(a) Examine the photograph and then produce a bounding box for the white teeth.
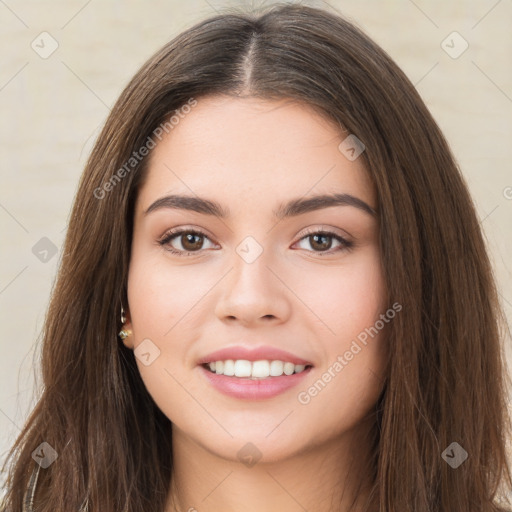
[204,359,309,378]
[223,359,235,376]
[269,360,283,376]
[283,362,295,375]
[234,360,252,377]
[251,360,270,378]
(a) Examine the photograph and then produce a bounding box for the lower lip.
[199,365,313,400]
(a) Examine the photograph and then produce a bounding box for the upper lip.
[197,346,313,366]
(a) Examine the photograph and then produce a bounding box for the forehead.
[136,95,375,212]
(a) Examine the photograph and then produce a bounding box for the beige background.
[1,0,511,484]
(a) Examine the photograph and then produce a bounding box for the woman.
[2,3,511,511]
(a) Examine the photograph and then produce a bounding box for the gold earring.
[118,328,132,340]
[119,305,132,340]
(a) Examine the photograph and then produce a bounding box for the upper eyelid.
[159,226,351,249]
[300,225,352,240]
[159,226,217,244]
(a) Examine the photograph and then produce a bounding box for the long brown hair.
[2,3,511,511]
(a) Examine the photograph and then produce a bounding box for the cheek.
[293,248,388,414]
[292,247,386,343]
[126,253,208,429]
[127,249,210,339]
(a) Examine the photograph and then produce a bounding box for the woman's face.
[125,95,388,462]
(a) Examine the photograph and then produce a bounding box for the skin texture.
[123,96,388,512]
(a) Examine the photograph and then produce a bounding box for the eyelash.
[157,227,354,257]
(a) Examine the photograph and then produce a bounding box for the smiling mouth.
[202,359,313,379]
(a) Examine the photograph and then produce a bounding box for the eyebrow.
[144,193,377,219]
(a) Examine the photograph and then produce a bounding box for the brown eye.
[308,233,333,251]
[159,229,216,255]
[180,232,204,251]
[294,230,353,254]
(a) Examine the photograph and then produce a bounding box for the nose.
[214,244,292,327]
